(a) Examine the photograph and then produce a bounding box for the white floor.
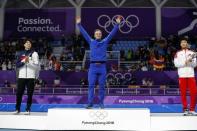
[151,113,197,130]
[0,112,47,130]
[0,109,197,131]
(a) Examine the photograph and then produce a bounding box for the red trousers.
[179,77,197,111]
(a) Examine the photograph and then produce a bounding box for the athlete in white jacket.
[14,39,40,115]
[174,38,197,116]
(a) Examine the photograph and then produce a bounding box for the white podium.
[47,108,150,130]
[0,113,46,130]
[1,109,197,130]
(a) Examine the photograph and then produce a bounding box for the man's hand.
[25,56,29,63]
[185,59,192,65]
[115,15,122,24]
[76,16,81,24]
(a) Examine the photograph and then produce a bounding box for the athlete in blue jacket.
[76,16,121,109]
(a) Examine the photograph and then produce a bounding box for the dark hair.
[94,29,102,33]
[180,37,189,43]
[25,39,33,44]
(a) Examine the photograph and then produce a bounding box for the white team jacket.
[174,49,197,78]
[18,51,40,79]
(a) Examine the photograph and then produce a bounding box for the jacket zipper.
[185,49,187,64]
[26,64,27,78]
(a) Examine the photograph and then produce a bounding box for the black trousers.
[15,78,35,111]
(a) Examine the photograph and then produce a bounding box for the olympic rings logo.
[89,111,108,120]
[107,72,132,80]
[97,14,139,34]
[106,73,114,79]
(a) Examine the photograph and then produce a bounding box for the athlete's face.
[24,40,32,50]
[180,40,188,49]
[94,30,102,40]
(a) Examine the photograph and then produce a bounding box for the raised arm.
[104,16,121,44]
[76,16,92,44]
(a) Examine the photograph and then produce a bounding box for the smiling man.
[76,16,121,109]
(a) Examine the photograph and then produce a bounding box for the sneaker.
[183,109,189,116]
[24,110,30,115]
[13,110,20,115]
[188,111,197,116]
[86,104,93,109]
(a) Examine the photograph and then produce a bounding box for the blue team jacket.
[77,23,119,62]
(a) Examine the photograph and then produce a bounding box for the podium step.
[0,109,197,130]
[47,108,150,130]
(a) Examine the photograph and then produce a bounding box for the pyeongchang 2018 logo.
[81,110,114,126]
[97,14,139,34]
